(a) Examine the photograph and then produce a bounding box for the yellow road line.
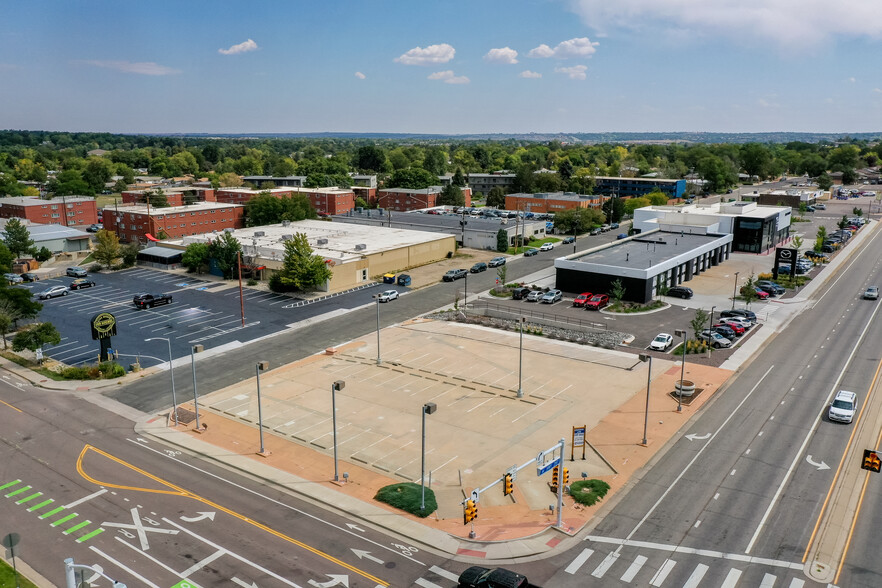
[0,398,22,413]
[76,444,389,586]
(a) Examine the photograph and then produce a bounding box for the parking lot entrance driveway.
[25,267,387,369]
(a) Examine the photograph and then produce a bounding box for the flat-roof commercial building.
[334,208,546,250]
[633,201,791,254]
[555,229,734,303]
[160,220,455,292]
[101,201,245,244]
[505,192,600,213]
[0,219,91,253]
[0,196,99,227]
[376,186,472,212]
[122,187,216,207]
[216,186,356,216]
[594,176,687,199]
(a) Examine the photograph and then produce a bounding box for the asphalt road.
[0,376,473,588]
[531,219,882,586]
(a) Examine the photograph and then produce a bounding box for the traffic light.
[503,474,513,496]
[551,465,559,491]
[463,499,477,524]
[862,449,881,472]
[562,468,570,486]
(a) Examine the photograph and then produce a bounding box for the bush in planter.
[568,479,611,506]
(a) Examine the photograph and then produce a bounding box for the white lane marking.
[178,548,226,578]
[63,488,107,508]
[746,296,882,554]
[721,568,743,588]
[683,563,708,588]
[586,535,803,569]
[428,566,459,582]
[591,551,618,578]
[414,579,442,588]
[759,572,777,587]
[128,438,425,565]
[713,493,720,500]
[650,559,676,587]
[90,545,161,588]
[565,548,593,574]
[694,520,701,528]
[788,578,805,587]
[620,555,646,582]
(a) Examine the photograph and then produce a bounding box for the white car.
[376,290,399,302]
[649,333,674,351]
[723,316,752,330]
[828,390,857,424]
[539,242,554,251]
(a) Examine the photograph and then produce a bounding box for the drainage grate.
[668,387,704,406]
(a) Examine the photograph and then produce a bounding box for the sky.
[2,0,881,135]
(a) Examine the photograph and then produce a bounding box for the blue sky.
[2,0,881,134]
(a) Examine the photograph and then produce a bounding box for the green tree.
[646,190,670,206]
[387,168,436,189]
[112,178,129,193]
[816,173,832,191]
[121,242,139,267]
[145,188,169,208]
[354,145,388,172]
[438,184,464,207]
[624,197,651,216]
[838,215,850,230]
[12,322,61,353]
[93,229,122,267]
[740,144,772,179]
[245,193,317,227]
[690,308,710,340]
[452,168,466,187]
[610,278,626,304]
[422,147,446,176]
[208,231,242,279]
[553,208,605,233]
[34,246,52,262]
[602,197,626,223]
[0,242,14,274]
[3,218,35,258]
[182,242,211,274]
[792,234,803,250]
[496,228,508,252]
[0,287,42,322]
[217,172,244,187]
[82,157,115,192]
[0,299,22,349]
[841,168,857,185]
[486,186,506,208]
[740,274,760,307]
[275,233,333,291]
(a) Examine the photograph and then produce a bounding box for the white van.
[829,390,857,424]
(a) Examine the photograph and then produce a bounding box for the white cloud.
[218,39,258,55]
[528,37,598,59]
[395,43,455,66]
[80,60,181,75]
[565,0,882,49]
[848,77,856,83]
[873,88,882,94]
[428,70,470,84]
[354,71,366,79]
[519,70,542,78]
[554,65,588,80]
[484,47,519,64]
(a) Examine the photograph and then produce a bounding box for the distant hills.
[163,131,882,144]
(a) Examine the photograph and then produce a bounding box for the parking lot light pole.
[706,305,716,358]
[145,337,177,426]
[421,402,437,511]
[732,272,740,310]
[332,380,345,482]
[675,329,687,413]
[190,344,205,431]
[463,271,468,316]
[638,354,652,446]
[372,295,381,365]
[256,361,269,456]
[518,317,525,398]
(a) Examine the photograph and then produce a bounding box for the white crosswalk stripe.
[683,563,708,588]
[759,572,777,587]
[788,578,805,587]
[721,567,743,587]
[650,559,676,586]
[591,551,619,578]
[620,555,647,582]
[428,566,459,582]
[565,547,593,574]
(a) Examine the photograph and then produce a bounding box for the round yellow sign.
[92,312,116,335]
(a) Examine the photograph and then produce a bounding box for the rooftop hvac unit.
[281,220,290,227]
[254,231,265,237]
[224,228,234,233]
[316,238,328,245]
[281,234,293,241]
[354,243,367,251]
[356,207,363,213]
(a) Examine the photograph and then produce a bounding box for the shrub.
[269,273,295,293]
[60,361,125,380]
[374,482,437,518]
[568,479,611,506]
[247,278,258,286]
[34,247,52,262]
[89,263,103,272]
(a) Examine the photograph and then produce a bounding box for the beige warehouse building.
[160,219,456,292]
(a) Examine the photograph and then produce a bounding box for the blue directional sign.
[537,456,561,477]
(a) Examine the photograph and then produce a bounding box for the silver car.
[38,285,69,299]
[864,286,879,300]
[540,289,562,304]
[526,290,544,302]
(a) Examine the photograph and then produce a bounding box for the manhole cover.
[170,407,198,425]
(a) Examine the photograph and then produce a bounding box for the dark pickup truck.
[133,293,173,309]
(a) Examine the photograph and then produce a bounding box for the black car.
[511,287,531,300]
[442,269,467,281]
[19,272,39,282]
[69,278,96,290]
[458,566,528,588]
[133,293,173,309]
[561,236,575,244]
[755,280,784,296]
[720,308,757,323]
[470,262,487,273]
[667,286,693,299]
[712,324,738,339]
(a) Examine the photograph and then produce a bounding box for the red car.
[584,294,609,310]
[573,292,592,307]
[717,319,745,335]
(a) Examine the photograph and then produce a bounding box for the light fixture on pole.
[421,402,437,511]
[731,272,740,310]
[372,294,381,365]
[190,344,205,431]
[463,270,468,316]
[674,329,687,413]
[332,380,345,481]
[145,337,177,426]
[517,317,525,398]
[706,305,716,358]
[256,361,270,456]
[638,354,652,446]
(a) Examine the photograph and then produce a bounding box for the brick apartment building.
[377,186,472,212]
[0,196,99,227]
[241,175,307,188]
[122,187,216,207]
[351,175,378,204]
[505,192,600,213]
[101,202,245,244]
[215,186,356,216]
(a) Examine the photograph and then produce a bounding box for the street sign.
[470,489,480,503]
[537,456,561,477]
[1,532,19,549]
[506,465,518,482]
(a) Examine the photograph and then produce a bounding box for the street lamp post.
[421,402,438,511]
[706,305,716,358]
[145,337,177,426]
[190,344,205,431]
[517,317,525,398]
[675,329,687,412]
[256,361,269,456]
[638,354,652,445]
[731,272,740,310]
[372,294,381,365]
[332,380,345,481]
[463,270,468,316]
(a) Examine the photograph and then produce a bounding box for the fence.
[469,299,609,332]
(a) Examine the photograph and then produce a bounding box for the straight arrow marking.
[351,549,384,564]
